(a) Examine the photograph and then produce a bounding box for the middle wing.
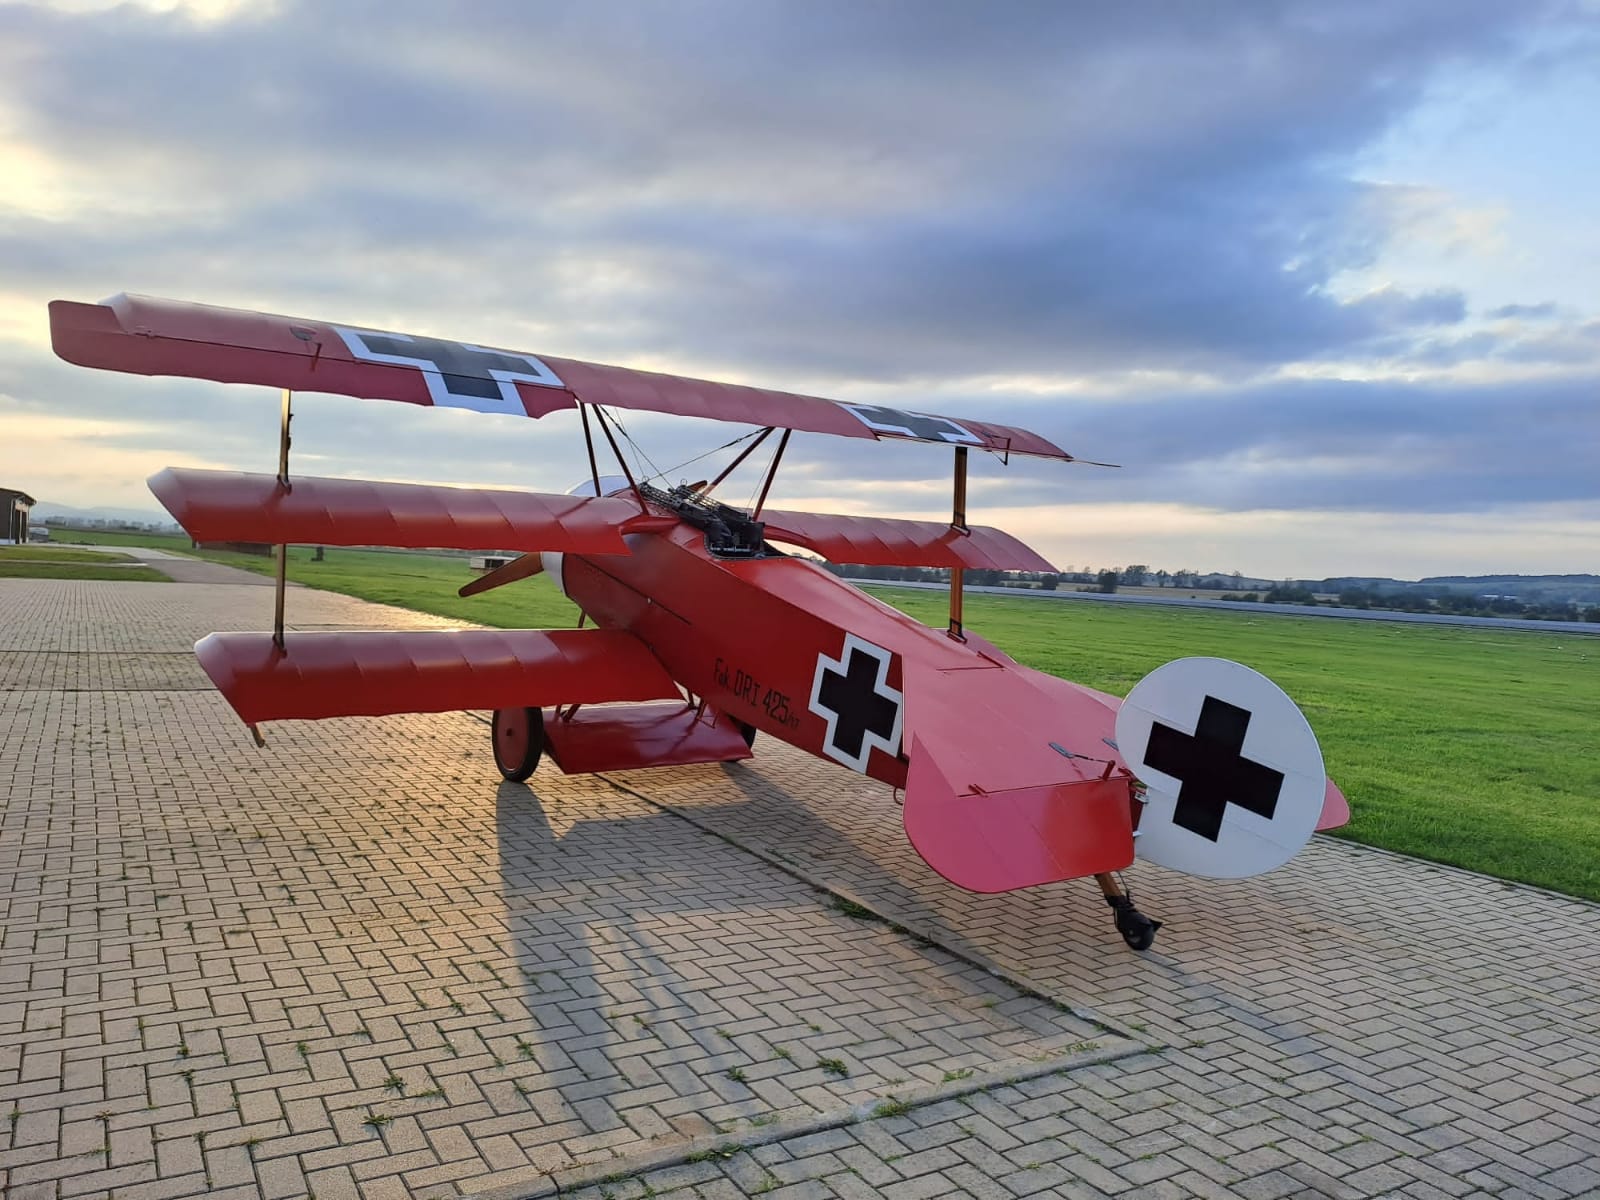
[150,467,674,552]
[760,509,1056,573]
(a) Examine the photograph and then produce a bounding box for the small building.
[1,488,35,544]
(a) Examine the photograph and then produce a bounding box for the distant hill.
[1419,574,1600,587]
[1312,574,1600,605]
[34,500,175,528]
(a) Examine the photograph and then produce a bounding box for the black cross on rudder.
[1143,695,1284,842]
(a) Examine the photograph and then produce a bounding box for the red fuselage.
[557,518,1125,793]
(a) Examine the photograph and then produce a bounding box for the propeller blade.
[459,553,544,597]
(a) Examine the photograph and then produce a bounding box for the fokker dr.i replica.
[51,294,1349,949]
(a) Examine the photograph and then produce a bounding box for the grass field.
[0,545,134,563]
[0,544,166,581]
[864,585,1600,902]
[41,531,1600,900]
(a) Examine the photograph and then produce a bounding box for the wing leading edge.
[150,467,674,553]
[761,509,1057,574]
[196,628,681,725]
[51,294,1076,461]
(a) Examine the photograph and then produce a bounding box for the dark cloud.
[0,0,1569,383]
[894,374,1600,515]
[1487,301,1560,320]
[4,0,1598,562]
[10,327,1596,527]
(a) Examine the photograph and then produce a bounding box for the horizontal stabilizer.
[899,659,1135,889]
[53,294,1080,461]
[196,628,679,724]
[761,509,1056,573]
[902,734,1134,892]
[151,467,671,553]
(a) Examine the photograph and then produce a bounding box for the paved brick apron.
[1,577,1596,1199]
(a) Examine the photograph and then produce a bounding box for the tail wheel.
[491,707,545,782]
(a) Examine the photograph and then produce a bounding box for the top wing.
[49,294,1076,462]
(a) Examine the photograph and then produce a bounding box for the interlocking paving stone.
[1,579,1127,1200]
[3,577,1599,1198]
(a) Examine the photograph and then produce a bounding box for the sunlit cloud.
[1,0,1596,578]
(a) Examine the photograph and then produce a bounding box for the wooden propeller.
[458,553,544,598]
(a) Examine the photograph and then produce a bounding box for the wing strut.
[578,402,603,498]
[272,387,292,651]
[753,428,791,519]
[948,445,968,642]
[592,406,649,514]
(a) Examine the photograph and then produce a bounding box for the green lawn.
[38,530,1600,900]
[862,586,1600,901]
[52,528,193,550]
[0,560,169,581]
[54,532,580,625]
[0,545,134,563]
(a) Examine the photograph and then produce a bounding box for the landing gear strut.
[1095,873,1162,951]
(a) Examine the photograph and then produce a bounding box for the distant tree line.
[823,559,1599,623]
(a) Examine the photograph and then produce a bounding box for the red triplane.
[51,294,1349,949]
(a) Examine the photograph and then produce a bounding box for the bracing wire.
[604,408,667,484]
[650,429,764,485]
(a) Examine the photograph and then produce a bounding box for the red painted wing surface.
[1318,778,1350,830]
[196,628,679,725]
[760,510,1057,573]
[544,702,753,773]
[150,467,671,552]
[50,294,1076,460]
[900,659,1136,890]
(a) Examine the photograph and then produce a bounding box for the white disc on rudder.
[1114,657,1325,879]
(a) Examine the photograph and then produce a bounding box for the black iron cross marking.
[816,645,900,761]
[1143,696,1284,842]
[343,330,563,405]
[846,403,982,445]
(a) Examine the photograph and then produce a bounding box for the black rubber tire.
[491,707,545,782]
[732,719,758,749]
[1119,920,1157,952]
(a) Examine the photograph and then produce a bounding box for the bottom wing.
[196,628,680,725]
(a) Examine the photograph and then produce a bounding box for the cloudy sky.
[3,0,1597,579]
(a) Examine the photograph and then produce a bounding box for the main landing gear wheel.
[491,707,545,782]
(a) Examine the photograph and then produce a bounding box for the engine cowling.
[544,476,634,596]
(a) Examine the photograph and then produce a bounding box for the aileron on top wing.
[49,294,1077,461]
